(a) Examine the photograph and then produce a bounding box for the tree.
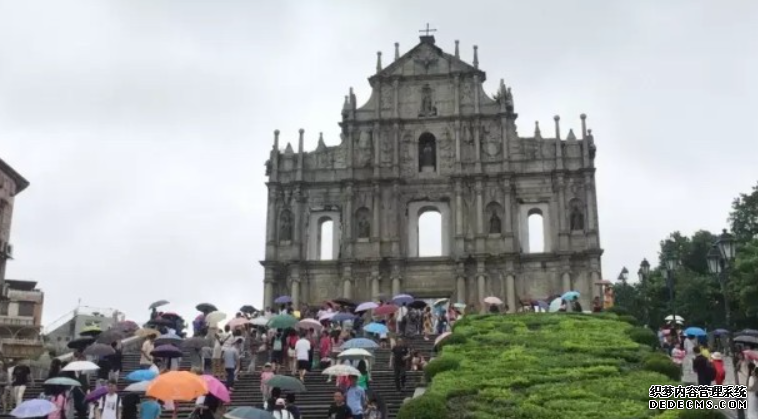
[729,182,758,245]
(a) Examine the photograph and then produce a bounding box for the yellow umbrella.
[135,328,160,338]
[146,371,207,402]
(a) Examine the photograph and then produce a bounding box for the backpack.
[272,338,283,351]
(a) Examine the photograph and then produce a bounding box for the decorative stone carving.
[381,86,393,110]
[482,122,501,157]
[569,200,585,231]
[380,129,392,166]
[357,211,371,239]
[355,130,373,167]
[264,159,272,176]
[461,81,473,104]
[413,46,439,73]
[419,84,437,117]
[279,209,293,241]
[437,128,454,173]
[489,211,502,234]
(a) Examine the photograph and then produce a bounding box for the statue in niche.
[419,84,437,117]
[418,133,437,171]
[279,210,293,241]
[264,159,272,176]
[570,202,585,231]
[356,130,372,167]
[357,213,371,239]
[489,210,502,234]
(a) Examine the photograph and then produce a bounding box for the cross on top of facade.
[419,23,437,37]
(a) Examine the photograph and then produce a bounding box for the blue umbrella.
[274,296,292,304]
[342,338,380,349]
[364,322,389,335]
[392,294,414,305]
[684,327,707,337]
[712,328,730,336]
[331,313,355,323]
[126,369,158,382]
[561,291,580,301]
[11,399,58,418]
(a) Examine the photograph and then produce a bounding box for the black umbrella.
[84,343,116,357]
[196,303,217,313]
[151,345,182,358]
[737,329,758,337]
[67,336,95,350]
[183,337,211,350]
[147,318,173,328]
[149,300,170,310]
[239,305,257,314]
[332,297,356,307]
[409,300,427,309]
[735,335,758,345]
[96,330,125,344]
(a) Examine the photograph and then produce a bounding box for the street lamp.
[638,259,651,326]
[640,258,651,277]
[708,230,743,419]
[663,243,679,331]
[618,267,629,284]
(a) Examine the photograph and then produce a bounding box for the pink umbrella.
[297,318,322,331]
[374,304,398,316]
[227,317,248,330]
[744,350,758,362]
[483,296,503,305]
[201,375,230,403]
[434,332,452,347]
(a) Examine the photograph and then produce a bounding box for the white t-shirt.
[397,306,408,321]
[98,393,121,419]
[295,338,311,361]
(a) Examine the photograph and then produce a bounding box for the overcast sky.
[1,1,756,326]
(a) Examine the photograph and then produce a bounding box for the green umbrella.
[264,375,307,393]
[44,377,82,387]
[267,315,297,330]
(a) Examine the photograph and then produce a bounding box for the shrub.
[606,306,631,316]
[627,326,659,348]
[437,332,467,350]
[396,394,447,419]
[618,314,640,325]
[423,355,460,382]
[676,410,727,419]
[642,355,682,381]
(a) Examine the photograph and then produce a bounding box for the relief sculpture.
[482,122,501,158]
[380,129,392,166]
[437,128,454,173]
[381,86,393,110]
[355,130,373,167]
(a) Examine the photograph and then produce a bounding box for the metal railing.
[0,316,35,327]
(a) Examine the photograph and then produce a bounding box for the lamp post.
[618,267,629,284]
[663,243,679,332]
[638,258,651,326]
[707,229,743,419]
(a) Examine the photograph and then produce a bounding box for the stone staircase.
[13,334,436,419]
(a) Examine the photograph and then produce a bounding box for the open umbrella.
[146,371,208,402]
[62,361,99,372]
[227,318,248,330]
[263,375,308,393]
[484,296,503,305]
[124,381,151,393]
[735,335,758,345]
[147,318,174,328]
[737,329,758,337]
[548,298,563,313]
[453,303,466,309]
[322,365,361,377]
[267,314,298,330]
[183,337,211,350]
[664,315,685,323]
[224,407,275,419]
[149,300,170,310]
[711,329,730,336]
[11,399,58,418]
[684,327,707,337]
[67,336,95,350]
[331,313,355,323]
[355,302,378,312]
[205,311,227,325]
[338,348,373,358]
[364,323,388,335]
[196,303,218,313]
[318,312,336,322]
[135,328,160,338]
[342,338,379,350]
[274,296,292,305]
[151,345,183,358]
[85,386,108,402]
[80,326,102,337]
[249,317,269,327]
[96,330,125,344]
[83,343,116,357]
[392,294,414,305]
[332,298,356,307]
[409,300,427,310]
[297,318,322,331]
[126,369,158,382]
[239,305,257,314]
[155,333,183,347]
[44,377,82,387]
[433,298,449,307]
[374,304,398,316]
[201,375,231,403]
[744,350,758,362]
[434,332,452,347]
[561,291,580,301]
[160,312,181,321]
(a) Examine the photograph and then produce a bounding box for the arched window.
[418,132,437,172]
[319,218,334,260]
[418,208,442,257]
[527,209,545,253]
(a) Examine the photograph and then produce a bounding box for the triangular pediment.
[371,39,483,82]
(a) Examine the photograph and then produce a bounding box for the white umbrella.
[297,318,322,331]
[338,348,373,358]
[249,317,269,327]
[322,365,361,377]
[124,380,151,392]
[62,361,99,372]
[665,315,684,323]
[484,296,503,305]
[319,312,336,322]
[548,298,563,313]
[205,311,227,325]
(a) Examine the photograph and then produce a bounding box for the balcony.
[7,289,43,303]
[0,316,36,327]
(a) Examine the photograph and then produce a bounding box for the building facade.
[44,307,124,354]
[0,157,29,294]
[0,280,44,359]
[261,34,603,312]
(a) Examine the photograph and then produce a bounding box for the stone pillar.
[371,275,380,299]
[372,183,381,239]
[454,74,461,116]
[456,275,466,304]
[477,275,487,313]
[391,277,401,297]
[584,174,596,231]
[342,279,352,299]
[506,274,516,313]
[291,279,300,308]
[264,280,274,310]
[454,123,462,165]
[454,181,463,235]
[265,187,277,243]
[475,180,484,234]
[392,79,399,119]
[562,271,571,293]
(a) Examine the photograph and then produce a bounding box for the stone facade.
[0,158,29,292]
[260,35,603,312]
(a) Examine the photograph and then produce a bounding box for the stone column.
[454,74,461,116]
[372,183,381,239]
[584,174,596,231]
[456,275,466,304]
[264,280,274,310]
[506,274,516,313]
[475,180,484,234]
[454,180,463,236]
[265,187,277,243]
[477,275,487,313]
[371,275,380,299]
[561,271,571,293]
[391,277,401,297]
[291,279,300,308]
[392,79,399,119]
[342,279,352,299]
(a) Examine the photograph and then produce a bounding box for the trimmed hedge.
[642,353,682,381]
[400,313,678,419]
[423,355,460,382]
[627,326,660,348]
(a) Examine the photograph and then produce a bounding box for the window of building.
[527,209,545,253]
[319,218,334,260]
[17,301,34,317]
[0,301,8,316]
[418,209,443,257]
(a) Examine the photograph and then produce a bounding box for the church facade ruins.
[261,33,603,312]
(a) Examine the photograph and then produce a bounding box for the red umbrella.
[374,304,398,316]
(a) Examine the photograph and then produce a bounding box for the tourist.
[212,326,231,377]
[271,398,294,419]
[327,391,353,419]
[47,387,65,419]
[422,307,433,341]
[345,376,366,419]
[47,359,62,379]
[364,397,381,419]
[306,328,317,371]
[410,351,427,371]
[294,332,311,382]
[746,364,758,419]
[711,352,726,385]
[265,387,282,412]
[139,396,161,419]
[108,341,123,382]
[95,380,120,419]
[285,394,300,419]
[97,354,112,387]
[397,303,408,336]
[193,393,221,419]
[356,360,370,390]
[223,338,242,390]
[11,360,31,409]
[270,330,284,374]
[139,335,155,369]
[120,393,139,419]
[592,296,603,313]
[200,342,212,375]
[692,347,715,385]
[286,330,299,375]
[259,363,274,402]
[391,338,410,392]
